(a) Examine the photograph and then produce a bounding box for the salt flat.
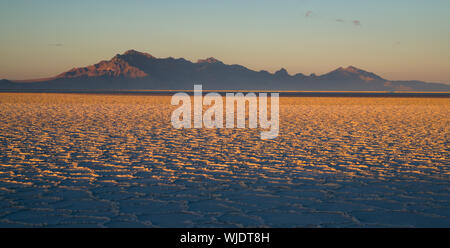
[0,93,449,227]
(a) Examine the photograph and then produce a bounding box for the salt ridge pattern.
[0,93,449,227]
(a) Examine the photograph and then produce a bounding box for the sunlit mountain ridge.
[1,49,449,91]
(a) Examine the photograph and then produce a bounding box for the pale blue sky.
[1,0,449,83]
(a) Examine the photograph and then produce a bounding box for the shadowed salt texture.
[0,93,449,227]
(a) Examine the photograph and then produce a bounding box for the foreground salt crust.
[0,93,449,227]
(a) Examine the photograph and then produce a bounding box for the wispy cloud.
[393,41,401,47]
[352,20,361,26]
[335,19,361,26]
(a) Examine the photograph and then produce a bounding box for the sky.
[1,0,449,83]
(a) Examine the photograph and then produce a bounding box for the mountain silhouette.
[1,49,449,91]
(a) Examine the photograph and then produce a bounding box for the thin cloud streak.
[352,20,361,26]
[334,18,361,26]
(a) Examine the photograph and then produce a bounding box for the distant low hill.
[1,49,449,91]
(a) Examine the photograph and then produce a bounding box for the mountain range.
[1,49,449,91]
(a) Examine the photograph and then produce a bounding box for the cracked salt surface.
[0,93,449,227]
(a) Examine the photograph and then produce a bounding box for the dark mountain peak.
[323,66,384,82]
[293,72,306,78]
[274,68,289,77]
[336,66,365,74]
[112,49,155,64]
[345,65,360,71]
[197,57,222,64]
[121,49,154,58]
